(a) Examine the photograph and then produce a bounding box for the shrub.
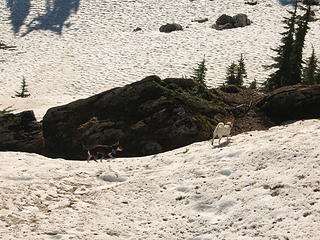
[249,79,258,89]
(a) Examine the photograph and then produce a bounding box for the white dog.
[211,122,233,145]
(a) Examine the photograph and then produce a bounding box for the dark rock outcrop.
[42,76,226,160]
[213,14,251,30]
[0,111,44,154]
[257,84,320,122]
[3,80,318,160]
[159,23,183,33]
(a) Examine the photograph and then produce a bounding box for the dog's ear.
[226,118,235,125]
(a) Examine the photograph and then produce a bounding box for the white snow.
[1,0,320,239]
[0,0,319,119]
[1,119,320,239]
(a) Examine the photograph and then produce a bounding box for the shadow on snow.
[6,0,31,34]
[277,0,295,6]
[6,0,80,36]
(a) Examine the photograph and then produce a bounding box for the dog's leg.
[92,154,98,162]
[87,151,93,163]
[212,131,217,145]
[108,152,114,159]
[96,152,104,162]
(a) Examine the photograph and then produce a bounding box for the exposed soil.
[214,86,276,136]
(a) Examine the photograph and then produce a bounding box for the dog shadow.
[213,140,232,148]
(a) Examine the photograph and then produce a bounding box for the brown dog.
[86,141,123,162]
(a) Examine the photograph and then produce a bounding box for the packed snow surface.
[0,0,319,118]
[1,119,320,240]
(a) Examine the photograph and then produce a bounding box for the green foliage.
[249,79,258,89]
[225,54,247,86]
[191,57,207,88]
[225,62,238,85]
[302,46,319,84]
[15,77,30,98]
[263,2,314,91]
[263,3,297,91]
[236,53,247,85]
[316,71,320,84]
[238,54,247,79]
[291,3,312,84]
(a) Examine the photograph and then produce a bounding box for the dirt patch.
[213,86,275,136]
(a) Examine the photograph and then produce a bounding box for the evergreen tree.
[249,79,257,89]
[225,54,247,86]
[263,2,298,91]
[191,57,207,88]
[236,53,247,86]
[225,62,238,85]
[302,46,318,84]
[238,53,247,79]
[315,70,320,84]
[291,3,312,84]
[15,77,30,98]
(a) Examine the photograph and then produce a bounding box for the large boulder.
[213,14,251,30]
[0,111,45,154]
[42,76,226,160]
[257,84,320,122]
[215,14,235,26]
[159,23,183,33]
[233,14,251,28]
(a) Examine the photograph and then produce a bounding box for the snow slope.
[0,0,319,118]
[1,119,319,240]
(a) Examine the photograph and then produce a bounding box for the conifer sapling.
[15,77,31,98]
[191,57,207,88]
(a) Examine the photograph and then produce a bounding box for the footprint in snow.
[98,174,126,182]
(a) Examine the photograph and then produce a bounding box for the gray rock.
[159,23,183,33]
[214,13,251,30]
[233,14,251,27]
[215,14,235,26]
